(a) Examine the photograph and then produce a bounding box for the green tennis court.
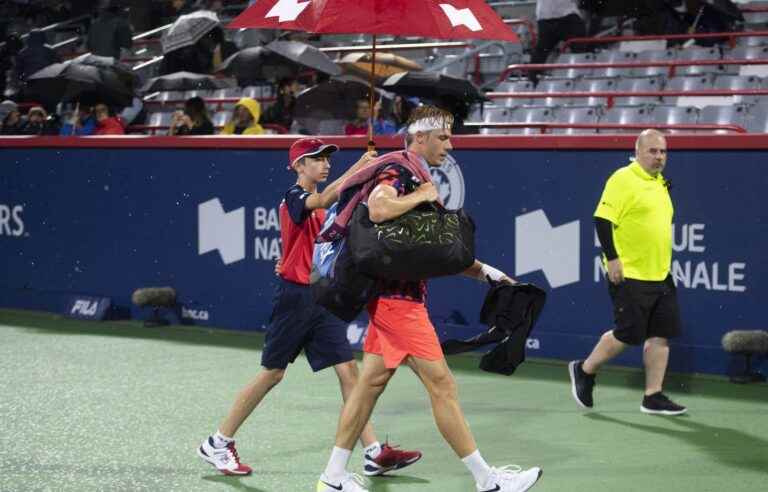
[1,309,765,492]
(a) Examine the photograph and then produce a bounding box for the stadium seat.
[713,75,763,103]
[635,49,678,76]
[572,77,619,106]
[727,45,768,60]
[650,105,699,133]
[735,35,768,47]
[479,107,513,135]
[593,50,637,77]
[157,91,185,102]
[551,106,601,134]
[599,105,652,132]
[506,106,557,135]
[536,79,576,106]
[184,90,211,100]
[146,112,172,135]
[663,74,715,103]
[698,104,752,133]
[212,111,230,129]
[676,47,729,76]
[551,52,596,78]
[495,79,534,106]
[614,76,666,106]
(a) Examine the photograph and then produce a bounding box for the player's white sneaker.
[316,472,370,491]
[197,437,253,476]
[476,465,543,492]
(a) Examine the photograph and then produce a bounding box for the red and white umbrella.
[229,1,518,144]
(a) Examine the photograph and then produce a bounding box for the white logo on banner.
[71,299,98,316]
[430,154,465,210]
[182,307,210,321]
[439,4,482,32]
[0,204,25,237]
[198,198,246,265]
[515,210,580,289]
[266,0,310,22]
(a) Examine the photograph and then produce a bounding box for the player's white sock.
[363,441,382,459]
[323,446,352,482]
[212,430,234,449]
[462,449,492,485]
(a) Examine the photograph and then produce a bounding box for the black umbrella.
[216,46,296,84]
[161,10,221,54]
[217,41,341,84]
[265,40,341,76]
[70,53,138,91]
[294,76,380,120]
[382,71,485,102]
[26,61,134,107]
[140,71,236,93]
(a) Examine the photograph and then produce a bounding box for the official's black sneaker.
[568,360,595,409]
[641,392,687,416]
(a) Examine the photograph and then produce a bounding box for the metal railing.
[463,122,747,134]
[562,31,768,51]
[486,89,768,109]
[500,58,768,80]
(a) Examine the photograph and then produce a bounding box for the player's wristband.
[480,263,506,283]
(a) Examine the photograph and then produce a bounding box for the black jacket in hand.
[441,282,546,375]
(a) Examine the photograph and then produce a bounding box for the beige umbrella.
[337,52,422,82]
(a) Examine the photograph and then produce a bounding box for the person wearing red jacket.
[93,104,125,135]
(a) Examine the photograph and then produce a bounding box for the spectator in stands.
[0,100,18,125]
[531,0,586,72]
[392,95,415,132]
[0,108,23,135]
[169,96,214,135]
[87,2,133,59]
[261,77,299,132]
[20,106,59,135]
[0,33,22,98]
[16,30,60,82]
[203,27,238,71]
[93,103,125,135]
[59,104,97,136]
[161,0,196,24]
[220,97,264,135]
[344,98,396,136]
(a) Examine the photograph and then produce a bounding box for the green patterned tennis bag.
[347,202,476,281]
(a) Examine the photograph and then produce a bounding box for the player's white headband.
[407,116,452,134]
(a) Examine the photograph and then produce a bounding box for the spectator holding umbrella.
[93,103,125,135]
[344,97,396,136]
[261,77,299,131]
[169,96,214,135]
[60,104,97,136]
[220,97,264,135]
[87,1,133,59]
[1,108,23,135]
[16,30,60,83]
[21,106,59,135]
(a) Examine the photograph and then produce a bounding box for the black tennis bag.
[347,203,476,281]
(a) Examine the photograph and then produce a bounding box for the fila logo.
[182,307,210,321]
[266,0,310,23]
[439,4,482,32]
[71,299,98,316]
[198,198,246,265]
[515,210,580,289]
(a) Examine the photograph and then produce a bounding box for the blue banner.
[1,144,765,376]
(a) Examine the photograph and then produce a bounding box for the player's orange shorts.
[363,297,443,368]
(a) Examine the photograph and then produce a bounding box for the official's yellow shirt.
[594,161,673,281]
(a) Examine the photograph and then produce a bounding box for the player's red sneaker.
[197,437,253,476]
[363,443,422,476]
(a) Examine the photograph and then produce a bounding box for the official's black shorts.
[608,274,682,346]
[261,279,354,372]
